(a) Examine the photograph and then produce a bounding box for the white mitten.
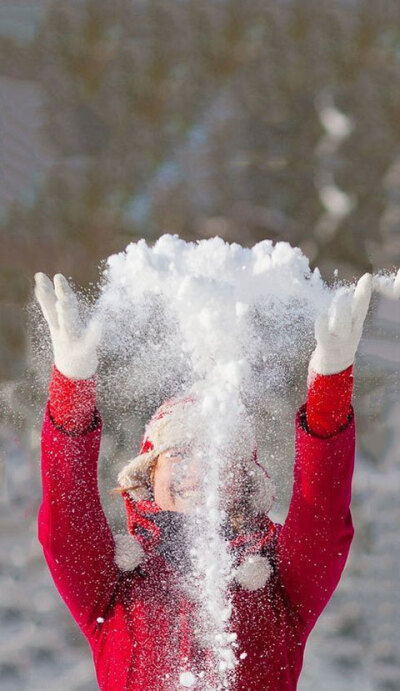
[34,273,101,380]
[309,273,372,376]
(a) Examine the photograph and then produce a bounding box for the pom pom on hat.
[234,554,273,591]
[114,533,145,572]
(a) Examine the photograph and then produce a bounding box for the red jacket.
[38,400,355,690]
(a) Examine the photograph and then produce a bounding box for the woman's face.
[153,447,201,513]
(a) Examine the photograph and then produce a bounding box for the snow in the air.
[92,235,398,687]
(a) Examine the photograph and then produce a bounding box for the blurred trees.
[0,0,400,370]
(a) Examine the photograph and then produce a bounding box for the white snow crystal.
[179,670,196,687]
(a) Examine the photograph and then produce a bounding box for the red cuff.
[306,365,354,438]
[48,365,96,434]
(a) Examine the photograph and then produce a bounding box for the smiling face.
[153,447,201,513]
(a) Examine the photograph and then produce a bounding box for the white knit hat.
[117,395,276,514]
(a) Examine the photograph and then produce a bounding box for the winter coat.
[38,403,355,690]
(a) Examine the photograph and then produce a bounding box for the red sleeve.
[49,365,96,434]
[276,405,355,631]
[306,365,354,438]
[38,403,120,634]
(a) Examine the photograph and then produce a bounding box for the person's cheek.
[166,466,180,510]
[155,465,170,509]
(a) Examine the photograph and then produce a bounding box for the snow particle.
[179,670,196,687]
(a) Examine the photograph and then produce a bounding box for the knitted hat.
[118,394,275,513]
[117,395,196,501]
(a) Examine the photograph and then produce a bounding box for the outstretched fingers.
[328,289,353,339]
[54,274,82,339]
[53,273,80,307]
[34,272,59,331]
[314,312,330,344]
[83,317,102,353]
[352,273,372,330]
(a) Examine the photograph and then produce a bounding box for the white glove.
[373,269,400,300]
[309,273,373,376]
[34,273,101,380]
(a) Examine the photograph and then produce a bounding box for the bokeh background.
[0,1,399,689]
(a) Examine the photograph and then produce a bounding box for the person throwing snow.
[35,268,399,690]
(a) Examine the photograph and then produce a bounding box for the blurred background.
[0,1,399,689]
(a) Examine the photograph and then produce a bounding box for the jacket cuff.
[49,364,97,434]
[295,403,355,508]
[46,400,101,438]
[306,365,354,438]
[298,401,354,441]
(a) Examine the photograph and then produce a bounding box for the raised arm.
[277,274,372,631]
[35,273,120,634]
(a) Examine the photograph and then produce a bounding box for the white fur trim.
[117,450,158,500]
[114,533,145,572]
[179,671,197,688]
[235,555,272,591]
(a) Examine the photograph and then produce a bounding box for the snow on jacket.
[38,401,355,690]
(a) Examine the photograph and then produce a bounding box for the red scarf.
[123,493,278,568]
